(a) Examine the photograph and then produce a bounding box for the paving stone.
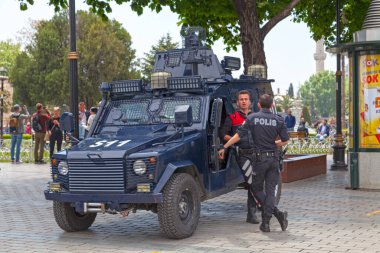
[0,156,379,252]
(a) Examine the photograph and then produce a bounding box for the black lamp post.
[68,0,79,139]
[0,67,8,146]
[331,0,348,170]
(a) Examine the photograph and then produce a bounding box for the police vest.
[229,111,246,134]
[229,111,251,148]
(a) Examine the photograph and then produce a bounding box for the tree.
[11,11,139,107]
[301,106,311,125]
[0,40,21,72]
[141,33,179,80]
[299,71,336,119]
[277,95,293,113]
[19,0,370,73]
[288,83,294,98]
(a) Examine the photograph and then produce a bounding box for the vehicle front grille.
[68,159,125,193]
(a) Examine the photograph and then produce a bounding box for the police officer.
[219,94,289,232]
[219,90,259,224]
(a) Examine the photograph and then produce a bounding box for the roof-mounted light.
[222,56,241,71]
[247,65,267,79]
[168,76,203,91]
[99,82,111,92]
[109,79,143,94]
[151,71,171,90]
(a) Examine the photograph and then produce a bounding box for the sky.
[0,0,337,94]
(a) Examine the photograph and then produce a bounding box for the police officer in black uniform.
[219,94,289,232]
[219,90,259,224]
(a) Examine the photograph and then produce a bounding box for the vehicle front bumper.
[44,191,163,203]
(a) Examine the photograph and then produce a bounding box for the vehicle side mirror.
[174,105,193,127]
[60,112,74,132]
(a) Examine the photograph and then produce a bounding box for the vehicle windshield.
[101,97,203,128]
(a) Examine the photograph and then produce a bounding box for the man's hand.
[218,148,225,159]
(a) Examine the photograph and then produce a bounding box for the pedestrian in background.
[9,104,29,164]
[85,107,98,132]
[284,109,296,131]
[78,102,88,140]
[32,103,50,164]
[47,107,63,158]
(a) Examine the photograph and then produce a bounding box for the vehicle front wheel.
[158,173,201,239]
[53,201,97,232]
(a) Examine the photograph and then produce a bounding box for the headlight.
[133,160,147,175]
[58,161,69,175]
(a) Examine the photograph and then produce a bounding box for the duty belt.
[238,148,254,155]
[255,151,276,157]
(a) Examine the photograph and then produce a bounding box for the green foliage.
[0,40,21,72]
[293,0,371,47]
[288,83,294,98]
[277,95,293,112]
[18,0,369,67]
[140,33,179,80]
[299,71,336,119]
[10,11,139,107]
[301,106,311,125]
[2,134,32,139]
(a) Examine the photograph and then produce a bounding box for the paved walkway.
[0,156,379,253]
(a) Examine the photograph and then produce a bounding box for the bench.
[281,154,327,183]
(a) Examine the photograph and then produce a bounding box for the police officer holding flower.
[219,94,289,232]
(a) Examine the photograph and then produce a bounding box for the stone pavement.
[0,156,379,253]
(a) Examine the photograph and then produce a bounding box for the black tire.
[275,176,282,205]
[53,201,97,232]
[158,173,201,239]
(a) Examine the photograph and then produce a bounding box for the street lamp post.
[68,0,79,139]
[0,67,8,146]
[331,0,348,170]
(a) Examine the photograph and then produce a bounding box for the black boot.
[260,214,271,232]
[246,207,260,224]
[273,207,288,231]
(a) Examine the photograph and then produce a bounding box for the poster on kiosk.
[359,54,380,148]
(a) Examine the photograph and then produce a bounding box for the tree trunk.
[233,0,266,73]
[233,0,301,74]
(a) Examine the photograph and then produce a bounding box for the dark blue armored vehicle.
[45,27,280,239]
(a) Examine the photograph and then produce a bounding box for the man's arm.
[219,116,232,142]
[218,133,241,159]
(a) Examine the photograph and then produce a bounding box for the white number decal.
[117,140,131,147]
[89,140,107,148]
[89,139,131,148]
[104,140,119,147]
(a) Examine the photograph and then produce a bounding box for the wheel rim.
[178,189,193,223]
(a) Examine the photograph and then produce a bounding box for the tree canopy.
[0,41,21,72]
[19,0,371,73]
[288,83,294,98]
[140,33,179,80]
[299,71,336,119]
[10,11,139,108]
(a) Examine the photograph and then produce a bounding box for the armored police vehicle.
[45,27,280,239]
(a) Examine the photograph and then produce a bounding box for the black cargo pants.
[251,155,279,218]
[236,153,257,210]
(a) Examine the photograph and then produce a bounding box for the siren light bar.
[109,79,143,94]
[167,76,203,91]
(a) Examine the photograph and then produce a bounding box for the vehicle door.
[208,97,244,193]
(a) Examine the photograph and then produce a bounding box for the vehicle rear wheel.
[53,201,97,232]
[158,173,201,239]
